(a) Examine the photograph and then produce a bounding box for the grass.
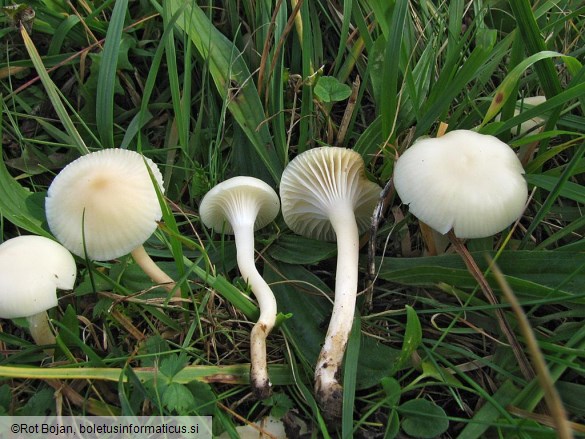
[0,0,584,437]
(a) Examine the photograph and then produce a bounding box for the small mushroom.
[200,176,280,399]
[45,149,177,294]
[496,95,547,136]
[0,235,76,352]
[393,130,528,239]
[279,146,381,423]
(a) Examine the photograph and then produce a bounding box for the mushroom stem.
[130,245,178,296]
[232,221,277,399]
[314,206,360,422]
[26,311,55,354]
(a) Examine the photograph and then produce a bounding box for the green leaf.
[398,399,449,438]
[263,392,295,419]
[17,388,55,416]
[264,261,399,389]
[269,234,337,265]
[162,382,196,414]
[385,409,400,439]
[185,381,218,416]
[0,385,11,413]
[380,0,408,139]
[343,317,361,438]
[457,380,519,439]
[313,76,352,103]
[370,251,585,304]
[557,381,585,417]
[0,149,48,237]
[56,305,80,347]
[381,377,401,407]
[159,354,189,379]
[391,305,422,374]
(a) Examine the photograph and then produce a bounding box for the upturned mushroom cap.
[279,147,381,242]
[199,176,280,233]
[45,149,164,261]
[394,130,528,238]
[0,236,76,319]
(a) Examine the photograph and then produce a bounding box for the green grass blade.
[342,316,361,439]
[380,0,408,140]
[416,29,496,136]
[168,0,283,184]
[0,363,293,385]
[521,141,585,248]
[96,0,128,149]
[162,1,188,151]
[482,51,581,125]
[507,0,563,98]
[19,27,89,155]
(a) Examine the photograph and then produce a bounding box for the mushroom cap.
[496,95,547,135]
[45,149,164,261]
[0,236,76,319]
[279,147,382,242]
[394,130,528,238]
[200,176,280,234]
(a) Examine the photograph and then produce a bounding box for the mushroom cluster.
[0,125,528,429]
[198,147,381,422]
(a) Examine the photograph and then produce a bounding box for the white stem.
[314,206,360,421]
[26,311,55,355]
[233,221,277,399]
[131,245,179,296]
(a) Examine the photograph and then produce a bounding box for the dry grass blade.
[492,261,574,439]
[447,231,535,382]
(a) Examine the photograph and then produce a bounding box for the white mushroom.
[0,235,76,351]
[45,149,177,294]
[495,95,547,136]
[393,130,528,239]
[199,176,280,399]
[394,130,536,381]
[279,146,381,422]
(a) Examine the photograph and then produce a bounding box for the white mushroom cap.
[45,149,164,261]
[495,95,547,135]
[0,236,76,319]
[279,147,381,242]
[200,176,280,234]
[394,130,528,238]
